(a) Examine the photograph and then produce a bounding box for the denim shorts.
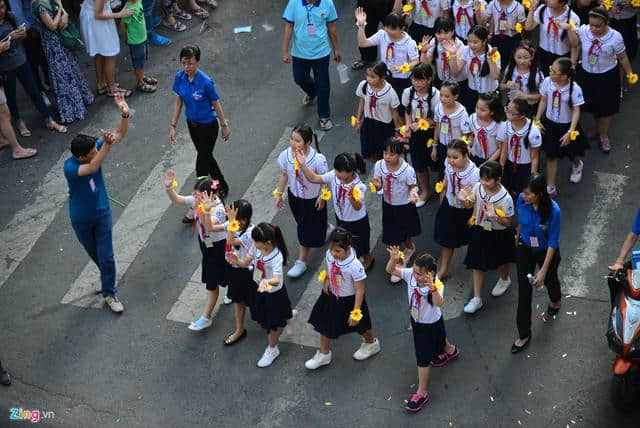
[129,42,148,70]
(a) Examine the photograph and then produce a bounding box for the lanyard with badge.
[253,258,267,283]
[588,38,601,66]
[410,286,422,321]
[306,4,316,35]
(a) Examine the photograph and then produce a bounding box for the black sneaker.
[0,368,11,386]
[405,392,430,412]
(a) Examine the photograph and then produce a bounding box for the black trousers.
[24,29,50,91]
[187,119,228,195]
[516,242,561,340]
[357,0,395,62]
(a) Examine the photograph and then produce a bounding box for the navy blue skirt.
[412,316,446,367]
[288,189,327,248]
[251,284,293,332]
[491,33,520,71]
[360,118,395,160]
[336,214,371,257]
[576,64,620,118]
[409,128,434,173]
[308,292,372,339]
[464,225,516,271]
[502,160,531,196]
[428,142,448,174]
[434,197,473,249]
[226,267,256,305]
[382,201,421,246]
[198,238,228,290]
[541,117,587,160]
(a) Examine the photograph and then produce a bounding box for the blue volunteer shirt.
[632,208,640,235]
[172,69,220,124]
[282,0,338,60]
[517,193,561,250]
[64,140,111,223]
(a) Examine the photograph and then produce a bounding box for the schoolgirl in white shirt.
[275,125,328,278]
[498,97,542,195]
[451,0,486,42]
[434,140,480,280]
[228,222,292,368]
[356,9,420,116]
[535,57,586,197]
[305,228,381,370]
[386,250,459,413]
[432,80,472,175]
[163,173,228,332]
[450,25,501,113]
[402,63,440,205]
[500,40,544,113]
[567,6,635,153]
[372,138,421,283]
[462,161,516,314]
[354,62,401,161]
[524,0,580,74]
[468,92,506,166]
[297,151,375,271]
[479,0,526,71]
[422,16,468,89]
[405,0,450,42]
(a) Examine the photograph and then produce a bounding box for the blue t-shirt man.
[282,0,338,60]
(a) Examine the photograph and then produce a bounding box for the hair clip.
[395,136,407,143]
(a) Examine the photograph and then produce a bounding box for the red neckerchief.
[456,5,473,26]
[477,127,488,158]
[588,38,600,59]
[515,74,523,91]
[509,133,520,173]
[421,0,433,16]
[547,16,559,40]
[449,170,462,195]
[294,160,307,190]
[369,93,378,118]
[330,261,341,299]
[551,89,562,116]
[385,173,394,202]
[385,42,395,61]
[417,98,424,119]
[194,206,206,237]
[498,10,507,36]
[469,56,482,76]
[257,259,266,278]
[410,287,422,312]
[337,185,347,214]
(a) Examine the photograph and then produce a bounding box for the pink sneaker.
[599,139,611,153]
[431,345,460,367]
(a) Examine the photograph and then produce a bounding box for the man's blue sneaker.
[148,31,171,46]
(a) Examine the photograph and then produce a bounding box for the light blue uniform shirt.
[282,0,338,60]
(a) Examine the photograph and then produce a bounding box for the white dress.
[79,0,120,57]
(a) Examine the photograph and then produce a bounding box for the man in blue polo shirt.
[282,0,342,131]
[63,95,130,313]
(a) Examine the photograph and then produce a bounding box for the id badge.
[414,108,421,120]
[440,122,449,135]
[253,267,263,283]
[588,54,598,65]
[530,236,539,248]
[482,220,493,231]
[410,306,419,321]
[307,24,316,35]
[499,19,508,32]
[552,96,560,110]
[371,106,377,119]
[203,237,214,248]
[472,63,479,76]
[89,178,96,192]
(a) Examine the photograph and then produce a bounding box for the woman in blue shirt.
[512,173,562,353]
[169,45,231,221]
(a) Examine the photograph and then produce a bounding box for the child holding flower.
[305,228,380,369]
[386,248,459,413]
[275,125,329,279]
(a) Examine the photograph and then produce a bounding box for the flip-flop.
[105,88,132,98]
[223,329,247,346]
[162,20,187,32]
[190,7,209,18]
[137,82,157,93]
[12,148,37,160]
[143,76,159,85]
[17,123,31,137]
[172,10,192,20]
[47,123,67,134]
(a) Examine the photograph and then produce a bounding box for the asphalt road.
[1,1,639,427]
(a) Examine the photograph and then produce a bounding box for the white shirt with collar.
[577,25,626,74]
[185,195,227,243]
[460,45,499,93]
[426,38,468,82]
[539,77,585,124]
[452,0,486,40]
[506,67,544,101]
[469,114,505,159]
[408,0,450,28]
[497,119,542,164]
[325,247,367,297]
[533,5,580,55]
[224,223,255,268]
[483,0,526,37]
[356,80,400,124]
[401,268,443,324]
[471,182,514,231]
[277,147,328,199]
[367,30,420,78]
[444,160,480,208]
[434,102,471,146]
[374,159,417,206]
[401,86,440,120]
[321,170,368,222]
[253,247,284,293]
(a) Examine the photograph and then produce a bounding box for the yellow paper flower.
[321,187,332,201]
[351,115,358,127]
[495,208,506,218]
[272,188,280,200]
[468,214,476,226]
[426,138,434,148]
[570,130,580,141]
[461,135,471,145]
[434,278,444,292]
[417,43,423,52]
[403,4,413,12]
[294,159,300,171]
[399,125,407,136]
[197,203,205,214]
[352,187,362,201]
[228,220,240,232]
[569,20,576,29]
[628,73,638,85]
[515,23,523,33]
[633,0,640,7]
[533,118,542,128]
[445,51,451,59]
[369,181,377,193]
[171,180,178,188]
[397,250,405,261]
[318,270,327,281]
[603,0,613,10]
[522,0,531,9]
[480,4,485,10]
[418,118,430,131]
[398,62,411,74]
[490,50,500,63]
[435,181,444,193]
[349,308,363,322]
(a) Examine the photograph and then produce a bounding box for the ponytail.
[525,174,552,223]
[251,222,289,265]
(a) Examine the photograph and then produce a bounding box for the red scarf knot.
[509,133,520,173]
[385,173,394,201]
[421,0,433,16]
[477,128,488,158]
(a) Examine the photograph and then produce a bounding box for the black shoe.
[547,306,560,317]
[181,215,194,224]
[511,337,530,354]
[0,369,11,386]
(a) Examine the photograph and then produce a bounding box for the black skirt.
[536,47,563,77]
[434,197,473,249]
[360,117,395,160]
[491,33,521,71]
[382,200,421,245]
[391,77,412,117]
[408,22,434,45]
[428,142,448,174]
[541,116,587,160]
[251,284,293,332]
[336,214,371,257]
[409,128,434,173]
[198,238,228,290]
[308,292,372,339]
[288,189,328,248]
[464,225,517,271]
[226,267,257,305]
[412,316,446,367]
[461,87,480,115]
[576,64,620,118]
[470,154,488,168]
[502,160,531,196]
[610,15,638,61]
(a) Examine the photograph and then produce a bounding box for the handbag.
[32,0,83,50]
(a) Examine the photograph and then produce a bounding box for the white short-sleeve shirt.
[356,80,400,124]
[401,268,443,324]
[434,102,471,146]
[374,159,417,205]
[225,224,255,267]
[185,195,227,243]
[325,248,367,297]
[533,5,580,55]
[483,0,526,37]
[497,119,542,164]
[444,160,480,208]
[367,30,419,78]
[401,86,440,120]
[577,25,626,74]
[506,68,544,102]
[539,77,585,124]
[408,0,450,28]
[469,114,505,160]
[460,45,499,92]
[321,170,368,222]
[452,0,486,40]
[277,147,328,199]
[253,248,284,292]
[471,182,514,231]
[426,38,468,82]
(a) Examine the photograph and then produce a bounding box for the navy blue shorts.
[129,42,148,70]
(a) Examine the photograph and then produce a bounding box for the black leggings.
[516,242,561,340]
[187,119,228,194]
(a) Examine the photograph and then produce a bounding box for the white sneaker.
[415,199,426,208]
[463,297,483,314]
[223,296,232,305]
[325,223,336,241]
[188,316,212,331]
[390,274,402,283]
[353,338,381,361]
[104,295,124,313]
[305,350,332,369]
[287,260,307,278]
[491,277,511,297]
[257,346,280,368]
[41,92,52,107]
[376,189,383,195]
[569,160,584,184]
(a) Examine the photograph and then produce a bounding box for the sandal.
[302,94,314,106]
[351,59,368,70]
[143,76,158,85]
[97,85,108,96]
[12,148,37,160]
[172,10,192,20]
[105,88,132,97]
[161,20,187,32]
[137,82,157,93]
[319,118,333,130]
[190,7,209,18]
[46,121,67,133]
[17,121,31,137]
[198,0,217,8]
[223,329,247,346]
